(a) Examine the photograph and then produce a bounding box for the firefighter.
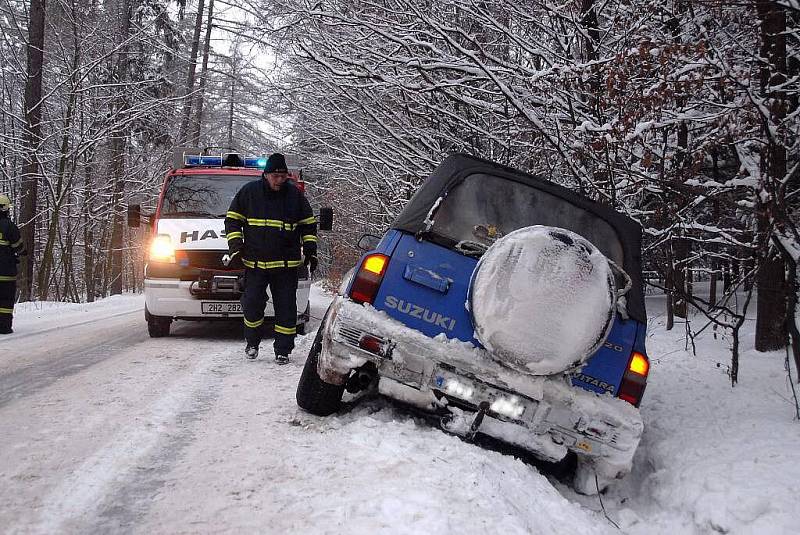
[0,194,24,334]
[224,153,318,363]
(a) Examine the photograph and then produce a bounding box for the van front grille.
[180,250,226,269]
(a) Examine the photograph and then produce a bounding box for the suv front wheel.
[296,320,345,415]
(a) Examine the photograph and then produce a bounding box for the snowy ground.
[0,285,798,534]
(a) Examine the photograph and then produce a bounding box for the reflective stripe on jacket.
[224,179,317,267]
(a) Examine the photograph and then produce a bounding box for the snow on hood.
[470,226,615,375]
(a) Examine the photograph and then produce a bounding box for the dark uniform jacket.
[0,213,23,278]
[224,179,317,269]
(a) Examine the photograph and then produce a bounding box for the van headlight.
[149,234,175,263]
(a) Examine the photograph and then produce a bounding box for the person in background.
[0,194,25,334]
[224,153,318,363]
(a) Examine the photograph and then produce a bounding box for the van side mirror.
[318,207,333,231]
[358,233,381,251]
[127,204,141,228]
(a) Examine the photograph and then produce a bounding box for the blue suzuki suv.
[296,154,649,494]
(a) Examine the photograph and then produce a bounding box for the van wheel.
[147,317,171,337]
[296,321,344,416]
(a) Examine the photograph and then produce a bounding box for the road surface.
[0,293,613,534]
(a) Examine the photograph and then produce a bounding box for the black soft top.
[392,153,646,323]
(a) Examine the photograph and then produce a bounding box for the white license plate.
[201,301,242,314]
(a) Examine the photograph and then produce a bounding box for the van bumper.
[144,277,311,322]
[319,297,644,492]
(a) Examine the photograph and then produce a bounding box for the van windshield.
[160,174,256,218]
[430,173,625,264]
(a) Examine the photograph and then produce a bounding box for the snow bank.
[10,294,144,338]
[562,296,800,535]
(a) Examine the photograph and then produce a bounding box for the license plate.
[201,301,242,314]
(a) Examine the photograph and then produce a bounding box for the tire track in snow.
[33,348,234,533]
[0,321,148,408]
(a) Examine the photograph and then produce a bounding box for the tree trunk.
[227,50,238,147]
[775,240,800,381]
[666,247,675,331]
[755,0,789,351]
[180,0,206,143]
[672,237,689,318]
[37,54,79,300]
[83,157,95,302]
[709,262,718,307]
[18,0,46,301]
[108,0,132,295]
[189,0,214,145]
[756,248,789,351]
[723,259,732,295]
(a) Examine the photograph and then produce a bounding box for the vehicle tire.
[296,321,345,416]
[147,317,171,338]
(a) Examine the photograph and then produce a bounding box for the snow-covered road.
[0,289,616,534]
[1,288,798,534]
[0,309,147,407]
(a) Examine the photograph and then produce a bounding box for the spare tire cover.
[469,226,616,375]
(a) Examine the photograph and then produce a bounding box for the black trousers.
[240,267,298,355]
[0,279,15,333]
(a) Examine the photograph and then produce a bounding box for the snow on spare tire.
[469,226,616,375]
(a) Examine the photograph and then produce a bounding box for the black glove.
[305,255,318,274]
[223,249,243,269]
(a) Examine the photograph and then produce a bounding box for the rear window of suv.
[430,173,625,265]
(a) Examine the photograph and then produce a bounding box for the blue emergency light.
[184,155,222,166]
[244,157,268,169]
[183,154,268,169]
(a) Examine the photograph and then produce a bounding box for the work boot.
[275,353,289,365]
[0,328,12,334]
[245,345,259,360]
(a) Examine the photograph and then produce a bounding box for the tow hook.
[440,402,490,442]
[466,401,490,442]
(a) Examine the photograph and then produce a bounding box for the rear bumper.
[144,277,311,322]
[319,297,643,481]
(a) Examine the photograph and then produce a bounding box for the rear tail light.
[628,352,649,376]
[358,334,382,353]
[349,253,389,304]
[618,351,649,407]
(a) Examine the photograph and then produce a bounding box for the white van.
[129,152,332,337]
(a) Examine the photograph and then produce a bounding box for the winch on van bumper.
[319,297,644,490]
